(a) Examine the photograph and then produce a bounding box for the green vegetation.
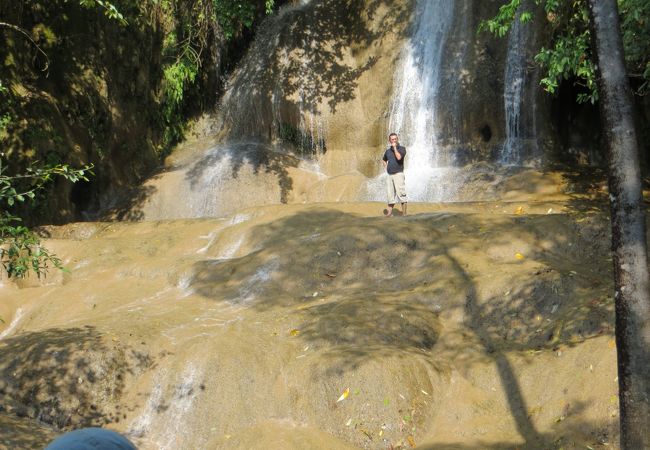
[480,0,650,103]
[0,0,278,278]
[216,0,275,39]
[76,0,127,24]
[619,0,650,95]
[0,155,93,278]
[156,0,276,153]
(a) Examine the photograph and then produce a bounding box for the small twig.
[0,22,50,72]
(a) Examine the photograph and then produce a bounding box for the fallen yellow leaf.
[407,435,417,447]
[514,206,524,215]
[337,388,350,402]
[515,252,525,260]
[289,329,300,336]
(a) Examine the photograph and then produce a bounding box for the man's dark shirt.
[383,145,406,174]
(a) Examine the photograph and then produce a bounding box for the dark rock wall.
[436,0,558,165]
[0,1,166,223]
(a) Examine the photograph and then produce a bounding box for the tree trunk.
[587,1,650,448]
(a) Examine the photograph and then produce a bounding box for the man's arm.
[393,146,403,161]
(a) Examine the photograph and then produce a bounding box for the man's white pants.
[386,172,407,204]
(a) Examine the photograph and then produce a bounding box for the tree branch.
[0,22,50,72]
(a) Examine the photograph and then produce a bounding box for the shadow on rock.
[184,141,298,204]
[187,207,617,447]
[0,326,152,431]
[0,413,57,450]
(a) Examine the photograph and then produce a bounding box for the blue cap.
[45,427,137,450]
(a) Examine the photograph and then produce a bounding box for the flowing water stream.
[375,0,456,202]
[501,7,536,166]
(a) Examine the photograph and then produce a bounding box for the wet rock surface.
[0,200,636,449]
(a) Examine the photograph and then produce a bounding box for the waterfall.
[136,141,295,220]
[367,0,466,203]
[501,13,526,165]
[388,0,452,158]
[501,7,537,166]
[271,41,328,163]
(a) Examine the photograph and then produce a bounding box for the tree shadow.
[102,182,159,221]
[182,141,299,205]
[0,326,153,434]
[187,207,617,447]
[0,412,58,450]
[416,417,615,449]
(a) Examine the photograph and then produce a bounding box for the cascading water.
[136,0,549,219]
[225,0,328,161]
[272,46,328,167]
[368,0,461,202]
[388,0,451,160]
[501,10,533,166]
[366,0,543,203]
[136,141,299,220]
[137,1,332,220]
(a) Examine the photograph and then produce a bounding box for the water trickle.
[225,0,328,161]
[0,308,23,340]
[129,365,205,450]
[501,7,537,166]
[139,142,295,219]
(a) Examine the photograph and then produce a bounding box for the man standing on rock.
[382,132,407,216]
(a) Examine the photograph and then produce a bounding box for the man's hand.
[393,145,402,160]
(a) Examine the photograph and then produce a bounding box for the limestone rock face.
[218,0,558,174]
[133,0,569,219]
[219,0,415,170]
[0,203,624,449]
